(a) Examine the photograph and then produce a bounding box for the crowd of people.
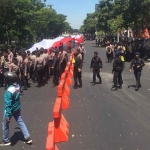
[105,40,146,91]
[0,42,87,92]
[0,45,69,91]
[105,39,150,63]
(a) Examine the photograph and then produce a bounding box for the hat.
[94,51,98,55]
[115,51,121,55]
[135,52,140,55]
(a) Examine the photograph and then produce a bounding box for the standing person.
[9,58,20,77]
[43,49,49,83]
[79,43,86,62]
[52,50,60,87]
[59,48,68,76]
[0,72,32,146]
[106,43,112,63]
[29,51,36,82]
[2,54,11,89]
[0,57,4,87]
[73,52,83,89]
[49,49,55,77]
[68,41,72,53]
[34,52,45,87]
[129,52,145,91]
[90,51,103,85]
[8,49,14,63]
[111,51,124,91]
[20,52,29,90]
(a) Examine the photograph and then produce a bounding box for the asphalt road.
[59,41,150,150]
[0,40,150,150]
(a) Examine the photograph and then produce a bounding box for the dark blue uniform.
[90,56,103,84]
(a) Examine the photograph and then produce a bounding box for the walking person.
[90,51,103,85]
[129,52,145,91]
[111,51,124,91]
[73,52,83,89]
[0,72,32,146]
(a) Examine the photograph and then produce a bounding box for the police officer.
[90,51,103,85]
[129,52,145,91]
[2,54,11,89]
[43,49,50,83]
[34,51,45,87]
[20,52,29,90]
[52,50,60,87]
[49,49,55,77]
[79,43,86,62]
[111,51,124,91]
[73,52,82,89]
[29,51,36,82]
[59,48,68,76]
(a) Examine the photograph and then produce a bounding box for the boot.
[135,86,139,91]
[111,85,117,91]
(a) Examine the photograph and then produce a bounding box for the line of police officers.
[0,46,68,90]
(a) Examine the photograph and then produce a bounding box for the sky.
[46,0,99,29]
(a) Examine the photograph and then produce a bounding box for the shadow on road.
[128,85,136,88]
[10,131,24,146]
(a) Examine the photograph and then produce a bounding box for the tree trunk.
[6,30,10,45]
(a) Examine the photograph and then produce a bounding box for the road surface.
[0,40,150,150]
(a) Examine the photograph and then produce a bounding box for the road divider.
[46,51,75,150]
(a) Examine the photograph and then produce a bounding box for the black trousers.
[49,60,53,76]
[60,61,67,76]
[37,67,44,86]
[74,70,82,86]
[81,53,84,62]
[3,68,9,88]
[44,63,49,81]
[53,68,60,86]
[0,73,4,86]
[134,71,141,88]
[93,69,101,83]
[20,70,28,89]
[29,65,34,80]
[113,71,123,87]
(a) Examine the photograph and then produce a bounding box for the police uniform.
[43,51,50,83]
[49,50,55,77]
[59,49,68,76]
[90,51,103,85]
[0,58,4,87]
[19,54,29,90]
[2,56,11,89]
[79,44,86,62]
[34,53,45,87]
[73,52,82,89]
[129,52,145,91]
[52,50,60,86]
[29,53,36,81]
[112,51,124,91]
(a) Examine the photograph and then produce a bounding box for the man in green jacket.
[0,72,32,146]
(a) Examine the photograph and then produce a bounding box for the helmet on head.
[135,52,140,55]
[5,72,18,85]
[94,51,98,55]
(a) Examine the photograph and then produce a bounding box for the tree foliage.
[0,0,72,48]
[80,0,150,36]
